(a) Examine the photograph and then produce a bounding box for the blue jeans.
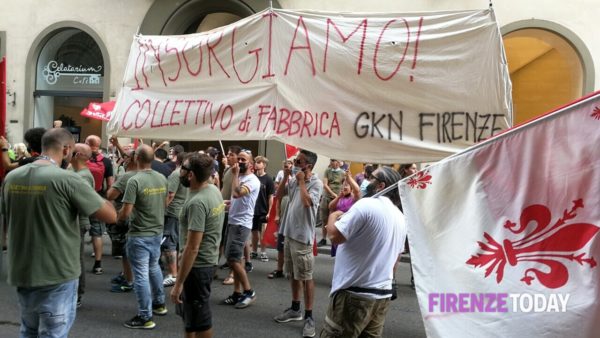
[16,279,78,338]
[126,234,165,319]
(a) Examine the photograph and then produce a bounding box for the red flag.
[400,91,600,337]
[262,197,278,248]
[285,144,299,159]
[80,101,115,121]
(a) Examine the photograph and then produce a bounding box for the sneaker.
[317,239,327,247]
[268,270,284,279]
[274,308,303,323]
[250,252,258,259]
[260,252,269,262]
[163,275,176,287]
[245,261,253,273]
[111,282,133,293]
[93,266,103,275]
[222,293,241,305]
[235,290,256,309]
[123,315,155,329]
[303,317,316,337]
[77,296,82,308]
[152,303,168,316]
[111,273,126,284]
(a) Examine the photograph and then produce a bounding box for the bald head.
[71,143,91,169]
[42,128,74,153]
[74,143,92,159]
[135,144,154,165]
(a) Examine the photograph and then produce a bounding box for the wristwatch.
[1,148,8,152]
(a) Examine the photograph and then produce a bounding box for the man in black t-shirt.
[251,156,275,262]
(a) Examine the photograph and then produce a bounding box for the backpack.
[87,153,106,192]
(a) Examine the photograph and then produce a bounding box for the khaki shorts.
[320,290,391,338]
[284,237,314,280]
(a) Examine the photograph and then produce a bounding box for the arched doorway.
[138,0,284,171]
[33,28,106,142]
[502,24,593,124]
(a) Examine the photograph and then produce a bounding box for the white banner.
[399,92,600,337]
[108,8,511,163]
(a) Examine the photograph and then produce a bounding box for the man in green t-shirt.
[106,148,137,293]
[170,153,224,337]
[162,149,189,288]
[71,142,95,307]
[318,159,345,246]
[2,128,116,338]
[119,144,169,330]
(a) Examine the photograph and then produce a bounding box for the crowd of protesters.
[1,126,413,338]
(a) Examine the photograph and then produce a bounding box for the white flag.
[108,8,511,163]
[400,92,600,337]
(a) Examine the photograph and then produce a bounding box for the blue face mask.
[291,166,301,176]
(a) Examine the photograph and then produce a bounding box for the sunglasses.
[181,165,191,171]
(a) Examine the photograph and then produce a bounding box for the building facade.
[0,0,596,171]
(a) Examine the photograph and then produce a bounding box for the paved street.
[0,235,426,337]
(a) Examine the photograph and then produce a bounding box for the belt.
[344,286,393,296]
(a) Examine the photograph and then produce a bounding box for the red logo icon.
[592,107,600,120]
[467,199,598,289]
[407,170,432,189]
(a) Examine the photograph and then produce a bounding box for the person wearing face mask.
[221,150,260,309]
[274,149,323,338]
[170,154,224,338]
[321,167,406,338]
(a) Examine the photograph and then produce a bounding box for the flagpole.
[218,140,226,156]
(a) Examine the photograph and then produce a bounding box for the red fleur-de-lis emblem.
[407,170,432,189]
[466,199,598,289]
[591,107,600,120]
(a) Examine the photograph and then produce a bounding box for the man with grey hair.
[321,166,407,338]
[120,144,169,329]
[274,149,323,338]
[2,128,116,337]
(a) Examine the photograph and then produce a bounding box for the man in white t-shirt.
[322,166,406,338]
[222,150,260,309]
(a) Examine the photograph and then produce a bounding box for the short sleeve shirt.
[2,164,105,287]
[122,170,167,236]
[179,184,225,267]
[254,173,275,217]
[228,173,260,229]
[111,170,137,212]
[332,197,406,299]
[325,167,345,195]
[221,168,233,200]
[282,175,323,244]
[76,168,95,229]
[166,168,189,218]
